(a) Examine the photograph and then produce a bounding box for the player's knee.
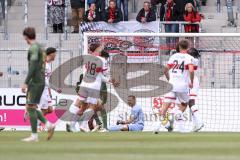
[48,107,53,113]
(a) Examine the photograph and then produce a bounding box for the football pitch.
[0,132,240,160]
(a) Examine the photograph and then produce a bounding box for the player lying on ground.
[154,39,195,133]
[108,95,144,132]
[21,27,55,142]
[67,51,119,132]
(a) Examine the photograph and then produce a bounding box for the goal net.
[83,32,240,132]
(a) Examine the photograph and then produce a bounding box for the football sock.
[36,109,47,124]
[191,105,202,126]
[27,108,38,133]
[101,109,108,128]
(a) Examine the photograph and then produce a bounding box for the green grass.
[0,132,240,160]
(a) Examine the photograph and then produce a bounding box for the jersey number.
[87,62,97,75]
[172,60,185,73]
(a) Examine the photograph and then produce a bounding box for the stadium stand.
[0,0,240,34]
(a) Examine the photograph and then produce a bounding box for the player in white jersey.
[67,51,118,132]
[38,47,61,115]
[187,48,204,132]
[154,40,195,133]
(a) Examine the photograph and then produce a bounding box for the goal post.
[83,32,240,132]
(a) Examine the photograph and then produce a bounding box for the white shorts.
[69,103,80,115]
[78,86,100,105]
[164,91,189,104]
[38,87,52,110]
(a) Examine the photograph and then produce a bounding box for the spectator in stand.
[151,0,166,18]
[117,0,128,21]
[0,0,4,20]
[184,3,201,33]
[87,0,95,7]
[202,0,206,6]
[70,0,85,33]
[48,0,65,33]
[84,3,101,22]
[160,0,181,52]
[194,0,202,11]
[104,0,123,23]
[174,0,195,21]
[96,0,106,17]
[136,1,156,23]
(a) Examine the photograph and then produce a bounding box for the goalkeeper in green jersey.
[21,27,55,142]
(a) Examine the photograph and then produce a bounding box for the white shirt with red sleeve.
[81,55,110,91]
[167,52,194,93]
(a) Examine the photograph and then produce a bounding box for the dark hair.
[188,48,200,58]
[175,43,180,52]
[100,50,109,58]
[46,47,57,55]
[23,27,36,39]
[89,43,100,52]
[178,40,189,50]
[128,95,136,99]
[109,0,116,3]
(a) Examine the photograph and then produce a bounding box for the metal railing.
[217,0,221,13]
[0,48,74,88]
[3,0,8,39]
[159,21,202,33]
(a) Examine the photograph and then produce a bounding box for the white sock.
[174,109,186,132]
[69,114,80,131]
[191,105,203,126]
[154,123,161,132]
[45,121,52,129]
[31,133,38,139]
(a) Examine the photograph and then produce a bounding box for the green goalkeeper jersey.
[24,43,46,86]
